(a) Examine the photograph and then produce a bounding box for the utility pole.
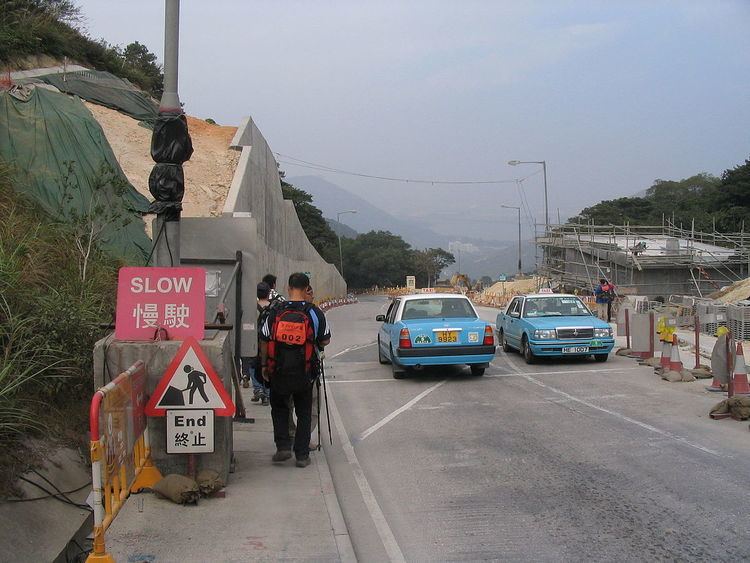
[508,159,549,234]
[502,204,522,276]
[150,0,192,268]
[160,0,181,113]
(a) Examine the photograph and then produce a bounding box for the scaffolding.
[537,222,750,297]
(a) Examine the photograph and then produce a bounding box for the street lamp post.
[501,204,522,276]
[336,210,357,279]
[508,160,548,232]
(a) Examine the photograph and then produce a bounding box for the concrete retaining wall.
[224,115,345,297]
[180,115,345,358]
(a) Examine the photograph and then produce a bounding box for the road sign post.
[145,337,235,417]
[146,338,234,481]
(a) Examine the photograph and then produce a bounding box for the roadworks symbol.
[414,335,432,344]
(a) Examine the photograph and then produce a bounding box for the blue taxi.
[376,294,496,379]
[495,293,614,364]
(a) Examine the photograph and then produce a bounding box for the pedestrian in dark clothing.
[260,273,330,467]
[594,278,615,322]
[263,273,285,303]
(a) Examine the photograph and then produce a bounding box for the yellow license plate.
[437,331,458,343]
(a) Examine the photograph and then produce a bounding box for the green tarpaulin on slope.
[0,86,151,261]
[31,70,159,125]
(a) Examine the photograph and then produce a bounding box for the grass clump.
[0,160,121,491]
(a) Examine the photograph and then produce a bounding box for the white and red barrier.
[318,296,358,312]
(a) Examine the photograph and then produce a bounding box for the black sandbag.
[151,114,194,164]
[148,163,184,220]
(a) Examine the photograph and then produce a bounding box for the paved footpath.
[106,383,354,562]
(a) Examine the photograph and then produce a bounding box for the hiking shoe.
[261,394,270,406]
[272,450,292,463]
[250,389,260,402]
[295,457,311,468]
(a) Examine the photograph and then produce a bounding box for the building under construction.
[538,223,750,298]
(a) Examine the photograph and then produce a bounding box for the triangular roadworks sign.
[145,337,235,417]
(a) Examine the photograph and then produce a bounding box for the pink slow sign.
[115,267,206,341]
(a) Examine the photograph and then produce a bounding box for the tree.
[340,231,414,288]
[568,172,724,230]
[412,248,455,287]
[121,41,163,98]
[280,177,338,261]
[57,161,133,289]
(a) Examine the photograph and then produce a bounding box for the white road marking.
[488,365,643,378]
[327,390,406,562]
[329,341,377,359]
[495,355,720,457]
[328,378,395,384]
[358,380,447,442]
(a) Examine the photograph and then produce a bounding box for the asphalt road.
[321,296,750,562]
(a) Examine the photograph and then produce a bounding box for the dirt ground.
[86,102,240,235]
[483,276,542,297]
[708,277,750,303]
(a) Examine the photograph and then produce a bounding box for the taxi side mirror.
[376,315,386,322]
[510,311,520,318]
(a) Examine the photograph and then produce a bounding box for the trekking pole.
[316,378,321,451]
[318,349,333,445]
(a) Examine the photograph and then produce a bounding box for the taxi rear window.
[401,298,476,320]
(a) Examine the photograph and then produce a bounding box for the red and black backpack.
[267,303,316,391]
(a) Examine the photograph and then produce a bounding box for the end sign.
[116,267,206,341]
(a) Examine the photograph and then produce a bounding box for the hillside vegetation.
[1,0,163,97]
[570,158,750,232]
[0,161,119,490]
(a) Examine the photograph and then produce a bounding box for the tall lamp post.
[508,160,548,233]
[501,204,522,276]
[336,210,357,279]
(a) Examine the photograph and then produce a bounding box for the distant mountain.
[288,175,447,249]
[289,174,538,279]
[326,218,358,238]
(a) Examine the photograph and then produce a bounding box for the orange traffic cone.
[732,343,750,395]
[706,375,724,392]
[659,338,671,369]
[669,334,683,372]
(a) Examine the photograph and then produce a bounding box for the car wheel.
[594,354,609,363]
[522,336,535,364]
[391,346,406,379]
[499,330,512,353]
[470,365,485,376]
[377,336,390,364]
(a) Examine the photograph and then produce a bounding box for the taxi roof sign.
[539,288,554,294]
[145,337,235,417]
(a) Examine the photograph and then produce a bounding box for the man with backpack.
[594,278,616,323]
[260,273,331,468]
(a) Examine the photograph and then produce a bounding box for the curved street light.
[508,160,549,231]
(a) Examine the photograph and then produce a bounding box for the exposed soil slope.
[86,102,239,233]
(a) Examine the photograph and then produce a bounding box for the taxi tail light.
[483,325,495,346]
[399,328,412,348]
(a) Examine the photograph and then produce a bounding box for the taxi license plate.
[437,331,458,343]
[563,346,589,354]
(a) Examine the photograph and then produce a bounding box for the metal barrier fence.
[727,304,750,340]
[88,361,162,563]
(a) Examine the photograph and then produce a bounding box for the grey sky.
[77,0,750,241]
